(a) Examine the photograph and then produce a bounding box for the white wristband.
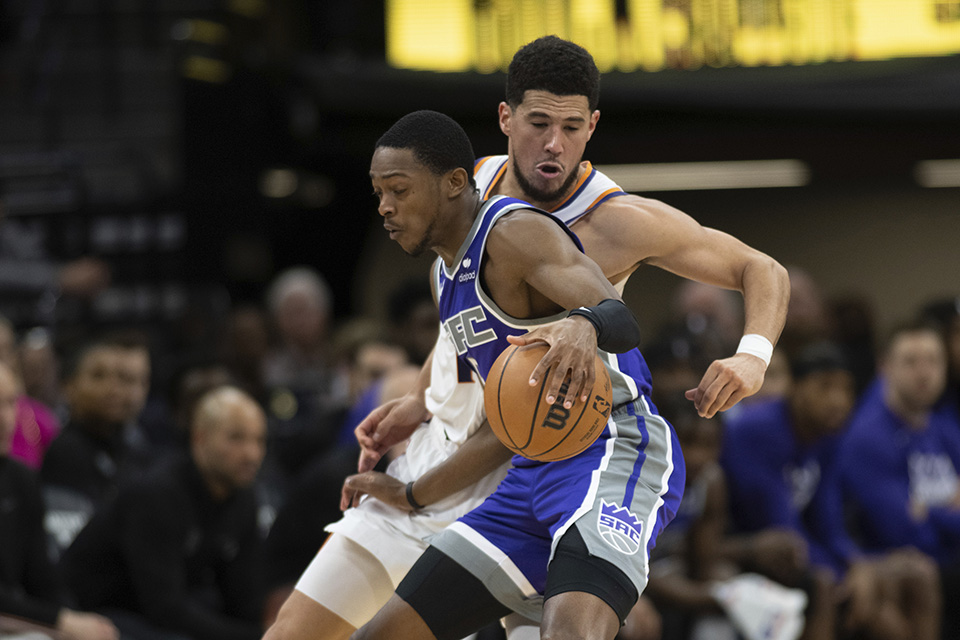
[736,334,773,367]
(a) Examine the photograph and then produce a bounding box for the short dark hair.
[62,329,150,381]
[881,319,944,359]
[790,341,852,381]
[506,35,600,111]
[376,110,476,189]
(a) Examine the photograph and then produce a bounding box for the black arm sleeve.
[568,299,641,354]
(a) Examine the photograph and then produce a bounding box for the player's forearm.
[412,347,434,398]
[410,423,512,507]
[740,254,789,346]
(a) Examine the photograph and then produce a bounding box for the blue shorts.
[430,395,686,621]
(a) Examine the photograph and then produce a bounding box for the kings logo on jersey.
[597,499,643,555]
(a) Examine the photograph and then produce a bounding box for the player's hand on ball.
[355,394,431,472]
[340,471,409,511]
[684,352,765,418]
[506,316,599,408]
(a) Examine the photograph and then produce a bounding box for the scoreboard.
[386,0,960,72]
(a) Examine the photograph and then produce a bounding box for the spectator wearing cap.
[722,341,940,640]
[839,320,960,636]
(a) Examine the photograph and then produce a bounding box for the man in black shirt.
[41,332,153,505]
[0,361,118,640]
[61,386,268,640]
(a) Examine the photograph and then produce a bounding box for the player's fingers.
[358,447,381,473]
[575,360,596,404]
[340,480,355,511]
[564,367,586,409]
[528,349,556,387]
[694,374,724,417]
[718,388,748,413]
[355,403,390,445]
[543,365,572,406]
[702,382,736,418]
[507,333,541,346]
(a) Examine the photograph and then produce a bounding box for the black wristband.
[405,481,425,511]
[568,299,641,354]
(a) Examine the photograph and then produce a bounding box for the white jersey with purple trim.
[473,155,627,228]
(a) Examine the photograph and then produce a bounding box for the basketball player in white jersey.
[263,36,789,640]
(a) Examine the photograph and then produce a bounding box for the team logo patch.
[597,499,643,555]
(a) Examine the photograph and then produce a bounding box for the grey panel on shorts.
[429,526,545,623]
[559,396,682,597]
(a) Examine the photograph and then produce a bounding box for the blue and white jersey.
[431,194,653,412]
[474,155,627,227]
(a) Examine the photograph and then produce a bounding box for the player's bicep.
[612,196,757,291]
[491,212,618,309]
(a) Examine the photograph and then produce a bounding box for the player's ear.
[446,167,470,198]
[498,102,512,135]
[586,110,600,141]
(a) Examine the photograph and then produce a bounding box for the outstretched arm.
[572,195,790,417]
[341,421,513,511]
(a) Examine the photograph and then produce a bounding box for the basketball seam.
[496,346,522,451]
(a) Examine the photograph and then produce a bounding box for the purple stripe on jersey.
[622,401,649,508]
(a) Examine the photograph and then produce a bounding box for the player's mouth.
[536,162,563,180]
[384,224,401,239]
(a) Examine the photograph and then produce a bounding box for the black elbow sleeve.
[568,298,641,353]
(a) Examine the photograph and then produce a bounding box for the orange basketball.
[484,343,613,462]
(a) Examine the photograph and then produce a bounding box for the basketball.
[484,343,613,462]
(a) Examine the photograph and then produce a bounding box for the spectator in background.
[645,394,807,640]
[0,361,119,640]
[18,327,63,418]
[260,268,343,501]
[39,332,154,552]
[723,341,940,640]
[220,303,273,405]
[827,294,878,396]
[778,266,829,360]
[839,320,960,636]
[385,278,439,366]
[263,266,339,407]
[330,318,412,448]
[0,315,60,469]
[919,296,960,412]
[61,386,268,640]
[671,280,744,361]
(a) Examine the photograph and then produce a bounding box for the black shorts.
[396,526,638,640]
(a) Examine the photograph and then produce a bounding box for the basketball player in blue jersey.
[263,36,788,640]
[348,109,680,640]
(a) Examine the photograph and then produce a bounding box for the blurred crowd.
[1,261,959,640]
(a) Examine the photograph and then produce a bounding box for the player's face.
[0,365,19,456]
[500,90,598,206]
[371,147,443,257]
[884,331,947,413]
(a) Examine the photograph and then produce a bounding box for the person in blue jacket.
[723,341,940,640]
[839,320,960,637]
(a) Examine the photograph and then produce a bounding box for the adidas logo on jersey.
[458,271,476,283]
